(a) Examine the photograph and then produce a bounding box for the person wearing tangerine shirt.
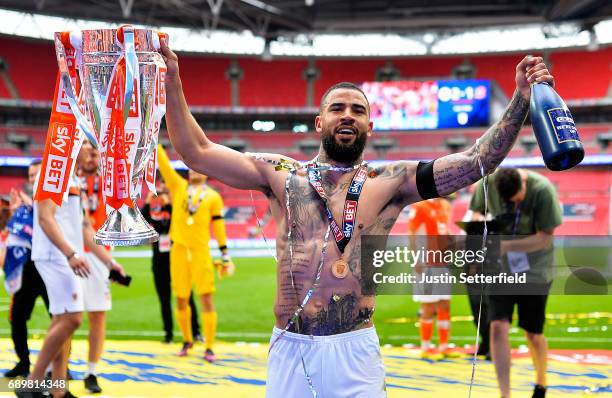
[78,140,124,394]
[407,196,461,360]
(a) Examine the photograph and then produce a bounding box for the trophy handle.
[137,53,165,176]
[118,26,153,197]
[53,32,98,149]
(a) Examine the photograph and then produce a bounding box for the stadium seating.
[179,55,231,106]
[1,35,611,237]
[1,122,610,159]
[239,58,308,107]
[2,36,612,104]
[549,47,612,100]
[0,36,56,101]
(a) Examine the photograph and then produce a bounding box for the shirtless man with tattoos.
[159,38,553,398]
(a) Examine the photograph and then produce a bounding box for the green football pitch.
[1,254,610,349]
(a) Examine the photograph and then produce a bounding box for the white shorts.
[413,266,452,303]
[81,252,112,312]
[266,326,386,398]
[35,259,84,315]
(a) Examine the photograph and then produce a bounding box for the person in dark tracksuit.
[142,178,200,343]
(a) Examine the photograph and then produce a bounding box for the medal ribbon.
[80,174,100,215]
[186,185,207,216]
[35,32,86,205]
[305,162,368,253]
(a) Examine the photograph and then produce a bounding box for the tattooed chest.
[273,173,400,335]
[275,236,375,335]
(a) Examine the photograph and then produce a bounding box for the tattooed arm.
[431,55,554,196]
[371,84,532,205]
[375,56,553,205]
[434,56,554,196]
[430,89,528,196]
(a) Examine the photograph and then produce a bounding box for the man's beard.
[321,131,367,164]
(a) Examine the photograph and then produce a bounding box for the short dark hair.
[30,158,42,167]
[319,82,370,113]
[495,168,522,201]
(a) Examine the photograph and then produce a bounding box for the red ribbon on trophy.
[102,55,133,210]
[35,32,84,205]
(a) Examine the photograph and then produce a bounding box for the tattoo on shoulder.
[368,163,407,180]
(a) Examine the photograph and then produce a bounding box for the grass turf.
[1,255,609,349]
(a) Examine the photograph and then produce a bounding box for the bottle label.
[546,108,580,143]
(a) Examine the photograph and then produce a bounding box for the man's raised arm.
[431,55,553,196]
[159,38,271,191]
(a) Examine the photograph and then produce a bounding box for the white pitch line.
[385,335,612,343]
[0,328,270,339]
[0,329,609,343]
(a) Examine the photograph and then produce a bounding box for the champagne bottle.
[530,82,584,171]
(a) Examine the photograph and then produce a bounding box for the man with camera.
[469,167,562,398]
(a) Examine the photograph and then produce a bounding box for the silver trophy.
[54,27,166,246]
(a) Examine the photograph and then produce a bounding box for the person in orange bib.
[78,140,125,393]
[407,196,461,360]
[157,144,234,362]
[28,144,125,398]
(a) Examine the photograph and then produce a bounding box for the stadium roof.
[1,0,611,38]
[0,1,611,56]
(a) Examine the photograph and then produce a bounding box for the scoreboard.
[361,79,490,131]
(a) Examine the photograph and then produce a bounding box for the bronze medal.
[331,259,349,279]
[186,216,194,226]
